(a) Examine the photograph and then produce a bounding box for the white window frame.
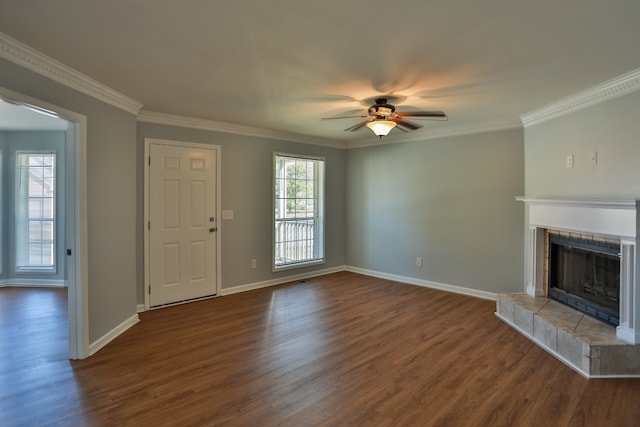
[273,153,325,271]
[15,151,57,272]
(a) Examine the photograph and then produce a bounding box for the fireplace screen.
[548,234,620,326]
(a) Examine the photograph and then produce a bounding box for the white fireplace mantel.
[517,197,640,345]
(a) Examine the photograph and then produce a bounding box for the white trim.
[0,278,66,287]
[219,266,345,296]
[220,266,497,300]
[517,197,637,239]
[136,304,145,313]
[0,32,143,115]
[0,86,89,360]
[144,138,222,310]
[88,314,140,356]
[521,68,640,127]
[515,197,636,210]
[138,110,343,149]
[346,119,523,149]
[344,266,497,301]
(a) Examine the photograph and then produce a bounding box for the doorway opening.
[0,87,88,359]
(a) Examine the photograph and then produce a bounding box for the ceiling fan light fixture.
[366,120,397,137]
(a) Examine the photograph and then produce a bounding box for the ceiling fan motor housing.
[368,99,396,118]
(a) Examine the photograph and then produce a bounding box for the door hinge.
[148,156,151,166]
[148,285,151,295]
[66,248,72,256]
[148,220,150,230]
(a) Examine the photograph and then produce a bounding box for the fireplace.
[516,198,640,345]
[547,232,620,327]
[494,198,640,377]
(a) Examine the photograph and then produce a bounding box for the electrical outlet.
[591,152,598,166]
[416,257,423,267]
[251,259,257,269]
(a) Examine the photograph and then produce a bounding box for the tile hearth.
[496,293,640,378]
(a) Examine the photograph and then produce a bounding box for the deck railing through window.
[274,219,316,267]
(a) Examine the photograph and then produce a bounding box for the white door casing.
[0,86,90,359]
[145,139,221,308]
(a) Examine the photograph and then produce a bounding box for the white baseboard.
[219,265,346,296]
[344,266,497,301]
[136,304,145,313]
[0,278,67,287]
[219,265,496,301]
[88,314,140,356]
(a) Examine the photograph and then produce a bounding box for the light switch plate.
[222,210,234,220]
[566,154,574,169]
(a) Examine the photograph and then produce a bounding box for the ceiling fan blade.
[344,120,369,132]
[396,111,447,119]
[321,115,368,120]
[391,118,422,130]
[306,94,358,103]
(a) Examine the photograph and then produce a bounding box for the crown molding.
[521,68,640,128]
[0,32,143,115]
[345,118,523,149]
[137,110,344,149]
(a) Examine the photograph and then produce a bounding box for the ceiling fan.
[322,97,447,138]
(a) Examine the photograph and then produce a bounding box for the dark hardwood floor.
[2,272,640,426]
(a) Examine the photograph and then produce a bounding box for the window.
[273,153,324,270]
[16,153,56,271]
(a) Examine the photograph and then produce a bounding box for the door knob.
[209,227,217,233]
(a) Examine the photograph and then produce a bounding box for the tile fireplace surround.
[495,198,640,378]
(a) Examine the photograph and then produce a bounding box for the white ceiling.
[0,0,639,141]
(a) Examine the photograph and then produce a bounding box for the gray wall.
[345,128,525,294]
[1,57,138,343]
[137,123,346,303]
[525,91,640,198]
[1,50,528,351]
[0,131,66,282]
[523,91,640,292]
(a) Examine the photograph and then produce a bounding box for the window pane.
[43,163,55,176]
[296,180,307,199]
[29,156,44,166]
[43,198,54,218]
[296,200,307,217]
[41,221,54,240]
[295,161,306,179]
[28,243,43,265]
[28,175,44,197]
[275,177,282,198]
[29,199,43,217]
[42,177,55,196]
[28,221,42,240]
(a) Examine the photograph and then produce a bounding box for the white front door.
[148,142,218,307]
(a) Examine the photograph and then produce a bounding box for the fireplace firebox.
[548,233,620,326]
